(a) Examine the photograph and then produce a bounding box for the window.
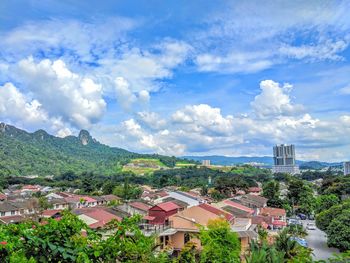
[184,233,190,244]
[0,212,5,216]
[11,211,16,215]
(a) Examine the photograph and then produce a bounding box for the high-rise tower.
[272,144,300,175]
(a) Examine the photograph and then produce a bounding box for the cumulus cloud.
[136,111,167,130]
[14,57,106,129]
[99,39,192,95]
[104,79,350,160]
[251,80,304,118]
[172,104,234,136]
[0,82,48,126]
[0,82,72,135]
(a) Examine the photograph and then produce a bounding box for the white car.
[306,223,316,230]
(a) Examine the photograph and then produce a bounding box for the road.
[302,220,339,261]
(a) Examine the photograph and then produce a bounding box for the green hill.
[0,123,185,176]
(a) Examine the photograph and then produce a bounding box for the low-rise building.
[148,202,180,225]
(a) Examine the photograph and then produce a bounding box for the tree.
[214,175,248,197]
[274,228,312,262]
[288,179,315,215]
[315,194,339,214]
[325,209,350,252]
[176,242,198,263]
[113,180,142,200]
[263,180,284,208]
[316,200,350,231]
[38,197,53,211]
[199,219,240,263]
[245,240,285,263]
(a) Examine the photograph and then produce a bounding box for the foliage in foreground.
[0,212,168,263]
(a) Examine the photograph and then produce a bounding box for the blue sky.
[1,0,350,161]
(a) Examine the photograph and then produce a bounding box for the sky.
[0,0,350,161]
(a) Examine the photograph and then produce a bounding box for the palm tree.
[245,240,285,263]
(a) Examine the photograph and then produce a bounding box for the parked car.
[290,237,308,247]
[306,222,316,230]
[288,218,302,226]
[297,213,307,220]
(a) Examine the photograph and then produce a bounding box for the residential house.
[247,187,262,196]
[41,209,62,219]
[117,201,151,216]
[233,194,268,209]
[0,215,26,224]
[148,201,180,225]
[215,199,255,218]
[259,207,287,229]
[0,202,20,217]
[163,204,234,251]
[73,208,122,229]
[48,198,70,210]
[0,193,7,201]
[155,191,205,208]
[100,194,121,205]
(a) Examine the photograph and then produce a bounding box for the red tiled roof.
[129,202,151,212]
[155,201,180,212]
[0,194,7,200]
[156,191,169,197]
[22,185,39,190]
[64,197,82,203]
[42,209,62,217]
[251,215,273,225]
[224,200,254,214]
[143,215,156,220]
[260,207,286,217]
[81,196,97,202]
[199,203,234,221]
[0,215,25,224]
[83,209,121,229]
[273,220,287,226]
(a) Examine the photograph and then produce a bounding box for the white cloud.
[172,104,234,136]
[14,57,106,129]
[279,40,349,61]
[0,82,48,126]
[136,111,167,130]
[251,80,304,118]
[0,82,73,135]
[1,18,135,63]
[192,1,350,73]
[99,39,192,95]
[102,79,350,160]
[195,52,273,74]
[339,85,350,94]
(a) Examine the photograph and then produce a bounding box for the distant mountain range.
[0,123,184,176]
[183,155,343,169]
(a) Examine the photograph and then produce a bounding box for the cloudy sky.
[1,0,350,161]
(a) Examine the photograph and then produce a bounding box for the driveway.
[302,220,339,261]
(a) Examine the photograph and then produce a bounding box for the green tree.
[275,228,312,262]
[245,240,285,263]
[315,194,339,214]
[38,197,53,211]
[326,209,350,252]
[199,219,240,263]
[176,242,198,263]
[263,180,284,208]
